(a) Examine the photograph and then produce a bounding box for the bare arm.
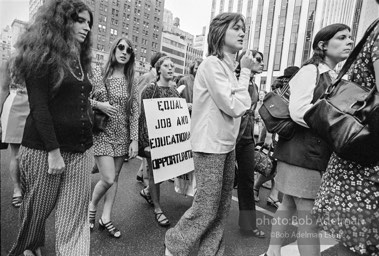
[0,62,11,116]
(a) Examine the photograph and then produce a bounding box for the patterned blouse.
[90,66,138,146]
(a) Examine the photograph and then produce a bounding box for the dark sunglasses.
[117,44,133,54]
[255,56,263,63]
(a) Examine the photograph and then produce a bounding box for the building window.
[287,0,302,66]
[273,0,289,71]
[111,18,118,25]
[301,0,317,63]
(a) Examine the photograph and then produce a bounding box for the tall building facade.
[11,19,28,51]
[29,0,165,76]
[161,31,187,75]
[184,45,203,75]
[194,26,207,58]
[210,0,378,91]
[0,26,12,65]
[84,0,164,75]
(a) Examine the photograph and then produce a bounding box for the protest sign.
[143,97,194,183]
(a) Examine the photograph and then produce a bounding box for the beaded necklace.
[69,57,84,82]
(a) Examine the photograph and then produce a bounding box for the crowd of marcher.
[0,0,378,256]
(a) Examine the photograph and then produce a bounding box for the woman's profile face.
[159,59,174,81]
[251,53,264,74]
[115,39,132,65]
[72,10,91,43]
[223,20,245,54]
[323,29,353,63]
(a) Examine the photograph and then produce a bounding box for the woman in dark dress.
[313,15,379,256]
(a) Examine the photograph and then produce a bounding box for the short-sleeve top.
[90,66,138,146]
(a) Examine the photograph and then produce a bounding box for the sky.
[0,0,212,36]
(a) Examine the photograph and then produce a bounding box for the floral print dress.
[90,66,138,157]
[312,22,379,255]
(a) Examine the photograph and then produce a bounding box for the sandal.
[89,209,96,231]
[140,189,153,206]
[267,196,280,208]
[240,228,265,238]
[251,228,265,238]
[12,195,23,208]
[253,188,260,202]
[99,218,121,238]
[154,211,170,227]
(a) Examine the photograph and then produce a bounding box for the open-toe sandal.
[140,189,153,206]
[89,209,96,231]
[251,228,265,238]
[99,218,121,238]
[266,197,280,208]
[12,195,23,208]
[154,211,170,227]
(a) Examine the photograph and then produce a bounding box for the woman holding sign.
[88,36,139,238]
[165,12,255,256]
[138,56,180,227]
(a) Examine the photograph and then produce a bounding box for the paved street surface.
[1,148,338,256]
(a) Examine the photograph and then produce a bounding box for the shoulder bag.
[258,69,313,140]
[304,19,379,165]
[93,80,110,134]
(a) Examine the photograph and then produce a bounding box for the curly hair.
[207,12,245,59]
[102,36,136,114]
[13,0,93,95]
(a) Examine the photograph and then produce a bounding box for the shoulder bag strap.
[333,18,379,84]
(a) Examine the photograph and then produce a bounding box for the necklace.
[69,57,84,82]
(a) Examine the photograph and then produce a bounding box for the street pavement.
[1,148,338,256]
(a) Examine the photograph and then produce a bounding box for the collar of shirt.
[223,52,238,72]
[319,63,338,81]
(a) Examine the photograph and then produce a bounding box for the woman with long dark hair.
[88,35,138,238]
[263,23,353,256]
[8,0,94,255]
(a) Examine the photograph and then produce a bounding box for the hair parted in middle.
[102,35,136,114]
[207,12,245,59]
[12,0,93,95]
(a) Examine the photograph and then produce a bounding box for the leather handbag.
[258,70,304,140]
[304,19,379,165]
[92,80,110,134]
[254,145,275,177]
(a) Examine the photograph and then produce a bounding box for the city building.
[160,31,187,75]
[210,0,379,91]
[184,45,203,75]
[11,19,28,51]
[0,26,12,65]
[194,26,207,58]
[29,0,165,76]
[163,9,194,46]
[29,0,45,21]
[84,0,164,75]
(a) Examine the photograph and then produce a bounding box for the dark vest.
[274,66,333,172]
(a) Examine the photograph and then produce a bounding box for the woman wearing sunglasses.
[234,50,265,238]
[88,36,138,238]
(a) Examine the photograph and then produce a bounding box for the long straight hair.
[207,12,245,59]
[102,36,135,114]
